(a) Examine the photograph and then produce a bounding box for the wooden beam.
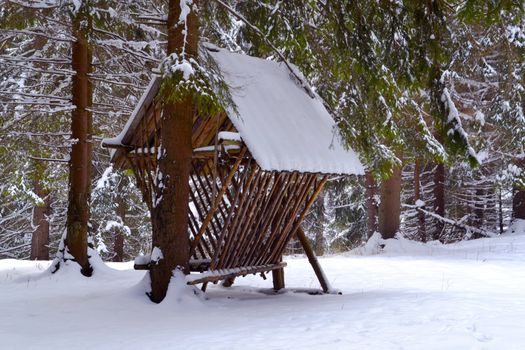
[272,262,285,291]
[135,259,211,272]
[187,262,287,285]
[295,226,331,293]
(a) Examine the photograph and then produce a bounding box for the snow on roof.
[207,47,363,175]
[102,77,161,147]
[102,46,364,175]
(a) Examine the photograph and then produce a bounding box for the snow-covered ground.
[2,231,525,350]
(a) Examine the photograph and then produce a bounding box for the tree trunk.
[512,157,525,222]
[378,167,401,239]
[148,0,199,303]
[433,163,445,241]
[365,171,378,238]
[414,160,426,242]
[61,5,93,276]
[512,187,525,221]
[31,180,50,260]
[312,191,325,256]
[499,188,504,234]
[112,195,126,262]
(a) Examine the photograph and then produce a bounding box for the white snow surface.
[2,228,525,349]
[208,48,364,175]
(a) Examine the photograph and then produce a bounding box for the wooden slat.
[187,262,287,285]
[266,174,318,264]
[241,172,293,266]
[224,171,272,268]
[217,164,260,268]
[189,147,247,255]
[209,158,254,270]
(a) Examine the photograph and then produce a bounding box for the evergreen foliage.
[2,0,525,257]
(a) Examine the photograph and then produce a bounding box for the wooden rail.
[186,262,287,285]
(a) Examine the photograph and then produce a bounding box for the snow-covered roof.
[208,47,363,175]
[103,46,364,175]
[102,77,161,148]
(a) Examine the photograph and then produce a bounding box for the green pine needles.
[159,51,230,117]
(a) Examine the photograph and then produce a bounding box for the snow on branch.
[210,0,316,99]
[442,87,480,164]
[403,203,497,238]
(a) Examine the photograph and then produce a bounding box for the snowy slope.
[2,232,525,350]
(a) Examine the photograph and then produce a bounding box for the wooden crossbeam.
[186,262,287,285]
[134,259,212,272]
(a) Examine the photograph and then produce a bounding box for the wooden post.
[296,226,330,293]
[272,263,285,291]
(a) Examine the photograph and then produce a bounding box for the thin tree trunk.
[61,5,92,276]
[512,187,525,220]
[512,158,525,222]
[499,188,504,234]
[414,160,427,242]
[148,0,199,303]
[365,171,378,238]
[433,163,445,241]
[31,179,50,260]
[378,167,402,239]
[312,191,325,256]
[112,196,126,262]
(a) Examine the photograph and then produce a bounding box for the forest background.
[1,0,524,261]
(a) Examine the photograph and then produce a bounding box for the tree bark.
[433,163,445,241]
[378,167,402,239]
[31,180,50,260]
[62,5,92,276]
[512,157,525,222]
[148,0,199,303]
[499,188,504,234]
[414,160,426,242]
[112,195,126,262]
[365,171,378,238]
[512,187,525,221]
[312,191,325,256]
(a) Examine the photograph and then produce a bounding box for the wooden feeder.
[102,45,364,293]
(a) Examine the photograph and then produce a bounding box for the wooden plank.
[135,259,212,272]
[187,262,287,285]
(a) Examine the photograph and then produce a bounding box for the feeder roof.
[102,46,364,176]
